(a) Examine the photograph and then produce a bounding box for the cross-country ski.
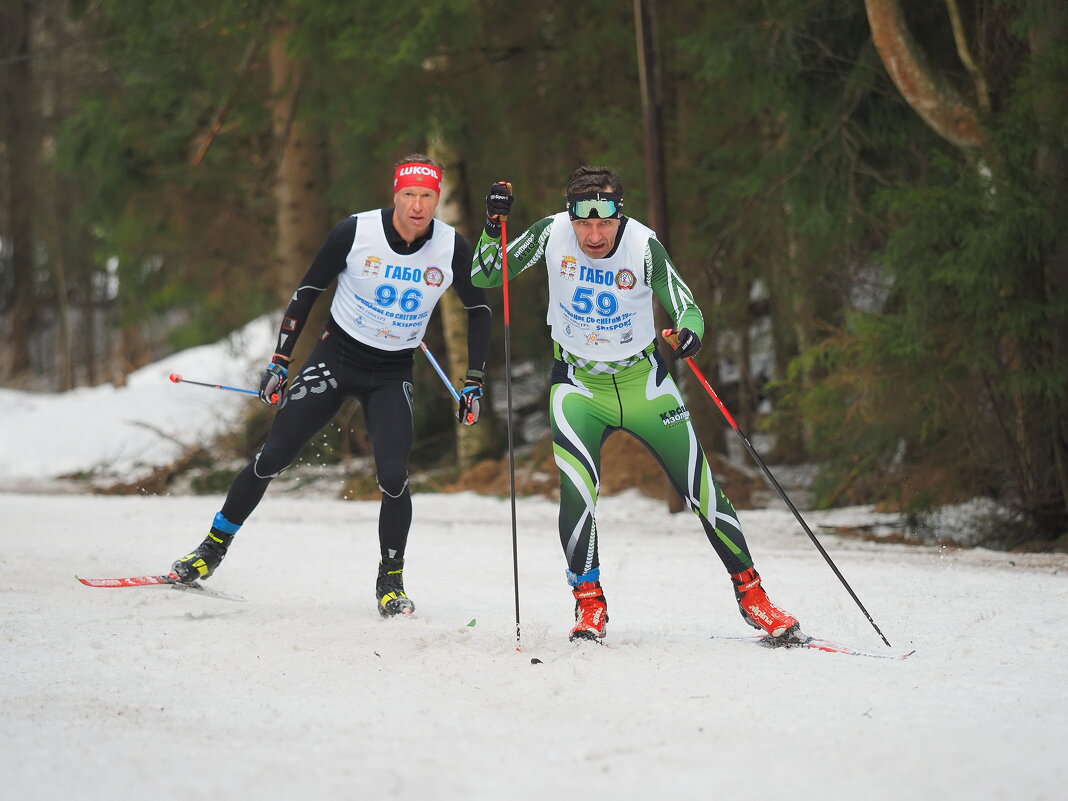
[76,573,246,602]
[711,632,916,660]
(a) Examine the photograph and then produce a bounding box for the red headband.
[393,163,442,195]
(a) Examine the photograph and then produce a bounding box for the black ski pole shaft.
[662,330,892,648]
[500,211,521,645]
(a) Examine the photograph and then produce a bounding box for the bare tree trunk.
[767,241,805,463]
[36,0,79,390]
[863,0,987,151]
[47,87,75,390]
[51,215,73,390]
[268,25,330,371]
[116,324,150,384]
[635,0,684,512]
[737,287,756,437]
[634,0,669,250]
[430,138,498,469]
[1,1,37,379]
[38,0,102,390]
[82,273,97,387]
[783,202,817,450]
[671,72,728,460]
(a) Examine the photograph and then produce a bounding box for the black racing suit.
[216,209,490,558]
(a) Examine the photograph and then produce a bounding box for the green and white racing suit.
[472,213,754,582]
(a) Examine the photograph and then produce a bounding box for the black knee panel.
[377,462,409,498]
[252,446,293,479]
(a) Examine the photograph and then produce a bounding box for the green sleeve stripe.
[507,217,553,276]
[470,217,553,288]
[471,231,503,287]
[648,239,705,336]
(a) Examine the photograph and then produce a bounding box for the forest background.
[1,0,1066,550]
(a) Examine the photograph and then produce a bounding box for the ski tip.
[76,575,119,587]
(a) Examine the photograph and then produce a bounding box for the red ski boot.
[569,581,608,642]
[731,568,799,638]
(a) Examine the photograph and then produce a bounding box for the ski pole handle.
[495,181,513,221]
[168,373,260,397]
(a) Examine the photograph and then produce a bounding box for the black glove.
[485,182,513,237]
[457,373,484,425]
[672,328,701,360]
[258,358,289,405]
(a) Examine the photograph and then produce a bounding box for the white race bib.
[543,213,657,361]
[331,210,455,350]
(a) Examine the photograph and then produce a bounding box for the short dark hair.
[394,153,444,171]
[565,166,623,196]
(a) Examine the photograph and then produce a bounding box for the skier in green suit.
[471,166,800,643]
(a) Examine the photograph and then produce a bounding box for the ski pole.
[168,373,259,397]
[498,186,522,646]
[662,329,893,648]
[418,342,463,403]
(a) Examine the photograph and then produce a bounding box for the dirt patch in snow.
[441,431,764,509]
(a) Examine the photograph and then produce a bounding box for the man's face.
[393,188,439,242]
[571,217,620,259]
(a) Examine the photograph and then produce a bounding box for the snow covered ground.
[0,315,276,489]
[2,319,1066,800]
[4,492,1066,800]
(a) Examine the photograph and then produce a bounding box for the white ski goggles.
[566,192,624,220]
